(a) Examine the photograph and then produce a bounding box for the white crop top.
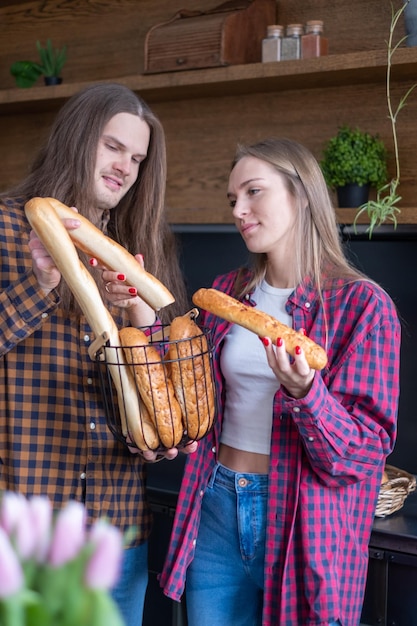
[220,281,294,455]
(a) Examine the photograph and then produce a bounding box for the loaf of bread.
[193,288,328,371]
[166,309,215,440]
[119,327,183,448]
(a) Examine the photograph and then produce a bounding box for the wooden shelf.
[336,207,417,225]
[2,47,417,114]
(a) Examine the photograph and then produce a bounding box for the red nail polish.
[259,337,270,346]
[128,287,137,295]
[89,258,96,266]
[295,345,302,355]
[276,337,283,347]
[117,274,126,281]
[300,328,307,336]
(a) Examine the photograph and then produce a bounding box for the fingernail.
[276,338,283,347]
[117,274,126,281]
[259,337,270,347]
[295,346,302,355]
[300,328,307,336]
[89,258,97,266]
[128,287,137,295]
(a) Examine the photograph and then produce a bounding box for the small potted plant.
[320,125,388,208]
[10,39,67,87]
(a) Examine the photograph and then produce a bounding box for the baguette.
[192,288,328,371]
[119,327,184,448]
[24,195,143,443]
[25,197,175,311]
[166,309,215,440]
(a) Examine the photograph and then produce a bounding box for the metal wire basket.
[95,323,216,452]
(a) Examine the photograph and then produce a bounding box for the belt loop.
[208,462,221,488]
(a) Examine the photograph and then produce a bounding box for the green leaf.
[320,125,388,189]
[86,590,126,626]
[36,39,67,77]
[10,60,42,88]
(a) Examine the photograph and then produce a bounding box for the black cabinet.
[143,457,187,626]
[361,490,417,626]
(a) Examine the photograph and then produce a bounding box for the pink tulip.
[84,520,123,590]
[0,491,27,536]
[0,491,37,560]
[0,527,24,597]
[48,500,86,567]
[28,495,53,563]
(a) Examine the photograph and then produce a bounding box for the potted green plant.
[10,39,67,87]
[320,125,388,208]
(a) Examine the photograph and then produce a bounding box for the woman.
[160,138,401,625]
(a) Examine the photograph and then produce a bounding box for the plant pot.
[44,76,62,86]
[336,183,370,208]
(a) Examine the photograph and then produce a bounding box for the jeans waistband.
[208,461,269,493]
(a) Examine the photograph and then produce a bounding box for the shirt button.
[87,378,93,385]
[41,312,48,319]
[199,490,204,497]
[192,539,196,547]
[90,422,96,430]
[238,478,248,487]
[305,302,311,309]
[84,335,90,342]
[307,436,314,442]
[80,472,86,480]
[293,407,300,413]
[211,446,216,454]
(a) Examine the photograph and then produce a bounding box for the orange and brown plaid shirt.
[0,196,151,544]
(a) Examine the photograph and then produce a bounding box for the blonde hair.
[231,138,366,299]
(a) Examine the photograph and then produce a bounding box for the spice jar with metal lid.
[301,20,329,58]
[281,23,303,60]
[262,24,284,62]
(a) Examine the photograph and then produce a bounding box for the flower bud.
[0,527,23,597]
[0,491,27,536]
[29,495,53,563]
[48,500,86,567]
[85,520,123,590]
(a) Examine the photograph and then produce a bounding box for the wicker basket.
[375,464,416,518]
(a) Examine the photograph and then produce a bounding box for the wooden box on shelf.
[143,0,276,74]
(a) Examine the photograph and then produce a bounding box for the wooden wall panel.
[155,79,417,222]
[0,0,414,221]
[0,0,406,90]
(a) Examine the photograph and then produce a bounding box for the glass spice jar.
[281,23,304,60]
[262,24,284,62]
[301,20,329,58]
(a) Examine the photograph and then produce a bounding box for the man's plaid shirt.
[0,196,151,544]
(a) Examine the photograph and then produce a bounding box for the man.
[0,82,189,625]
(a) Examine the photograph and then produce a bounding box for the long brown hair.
[231,138,367,299]
[10,82,188,322]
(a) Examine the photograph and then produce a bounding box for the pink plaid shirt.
[160,268,400,625]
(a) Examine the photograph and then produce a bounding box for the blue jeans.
[186,462,268,626]
[185,462,341,626]
[111,542,149,626]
